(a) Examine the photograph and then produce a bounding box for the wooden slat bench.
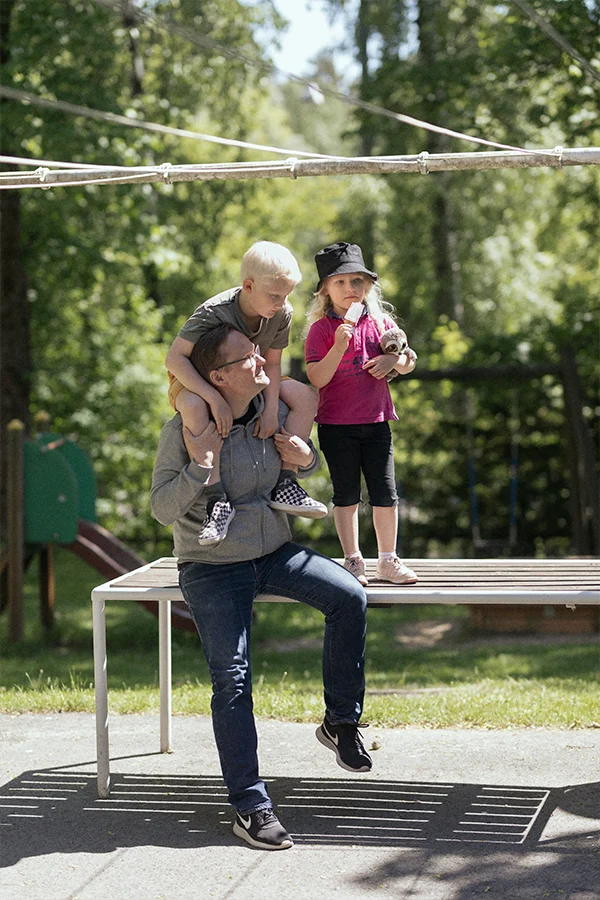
[91,556,600,798]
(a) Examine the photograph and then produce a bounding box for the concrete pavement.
[1,713,599,899]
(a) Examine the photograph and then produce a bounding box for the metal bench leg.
[159,599,172,753]
[92,596,110,799]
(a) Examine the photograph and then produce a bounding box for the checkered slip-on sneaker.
[233,809,293,850]
[269,477,328,519]
[316,720,372,773]
[375,556,418,584]
[197,498,235,546]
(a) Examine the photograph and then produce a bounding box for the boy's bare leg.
[279,379,318,444]
[176,388,235,545]
[176,388,221,484]
[268,379,327,519]
[278,381,318,474]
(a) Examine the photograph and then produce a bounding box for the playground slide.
[67,521,196,631]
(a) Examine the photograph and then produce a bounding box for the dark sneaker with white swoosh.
[233,808,293,850]
[316,720,372,772]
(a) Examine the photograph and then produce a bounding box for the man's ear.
[242,277,254,293]
[209,369,226,387]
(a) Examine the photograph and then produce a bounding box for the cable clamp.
[553,145,564,168]
[286,157,298,179]
[565,603,576,611]
[159,162,172,184]
[417,151,430,175]
[35,166,52,189]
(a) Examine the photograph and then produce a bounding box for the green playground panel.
[24,441,79,544]
[37,433,97,523]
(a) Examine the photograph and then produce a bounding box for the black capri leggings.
[317,422,398,508]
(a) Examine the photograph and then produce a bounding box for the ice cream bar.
[343,302,364,326]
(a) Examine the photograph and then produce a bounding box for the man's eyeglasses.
[214,344,261,370]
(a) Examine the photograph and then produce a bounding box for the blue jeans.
[179,541,367,814]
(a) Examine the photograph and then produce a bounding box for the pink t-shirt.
[305,310,398,425]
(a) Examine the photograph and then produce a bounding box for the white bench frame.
[91,556,599,798]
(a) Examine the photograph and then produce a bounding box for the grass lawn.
[1,548,598,728]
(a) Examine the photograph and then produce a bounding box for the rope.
[0,154,128,170]
[92,0,558,156]
[511,0,600,87]
[0,86,339,161]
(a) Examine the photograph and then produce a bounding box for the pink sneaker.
[343,556,368,587]
[375,556,418,585]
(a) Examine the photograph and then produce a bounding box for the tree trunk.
[1,0,31,532]
[355,0,375,270]
[417,0,463,323]
[121,0,144,97]
[560,349,600,555]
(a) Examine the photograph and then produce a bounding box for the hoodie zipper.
[244,420,268,556]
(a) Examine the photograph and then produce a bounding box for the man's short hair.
[190,323,239,383]
[240,241,302,286]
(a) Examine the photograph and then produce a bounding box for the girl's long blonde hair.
[307,277,396,333]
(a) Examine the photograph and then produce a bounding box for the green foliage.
[308,0,600,556]
[3,0,338,543]
[2,0,598,555]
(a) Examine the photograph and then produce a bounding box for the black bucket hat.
[315,241,378,290]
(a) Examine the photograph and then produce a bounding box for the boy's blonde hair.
[307,277,395,332]
[240,241,302,286]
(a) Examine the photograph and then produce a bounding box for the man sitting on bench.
[150,322,370,851]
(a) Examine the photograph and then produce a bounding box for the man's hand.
[183,423,223,469]
[362,354,399,380]
[208,395,233,438]
[254,407,279,439]
[273,426,314,468]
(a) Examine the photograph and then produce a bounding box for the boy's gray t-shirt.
[178,287,292,353]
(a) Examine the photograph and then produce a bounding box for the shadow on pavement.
[1,761,598,869]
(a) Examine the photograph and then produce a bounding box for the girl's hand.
[362,354,398,380]
[273,426,314,468]
[334,323,354,352]
[254,408,279,439]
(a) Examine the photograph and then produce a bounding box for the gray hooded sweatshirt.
[150,394,319,565]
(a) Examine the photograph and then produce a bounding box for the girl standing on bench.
[304,241,419,586]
